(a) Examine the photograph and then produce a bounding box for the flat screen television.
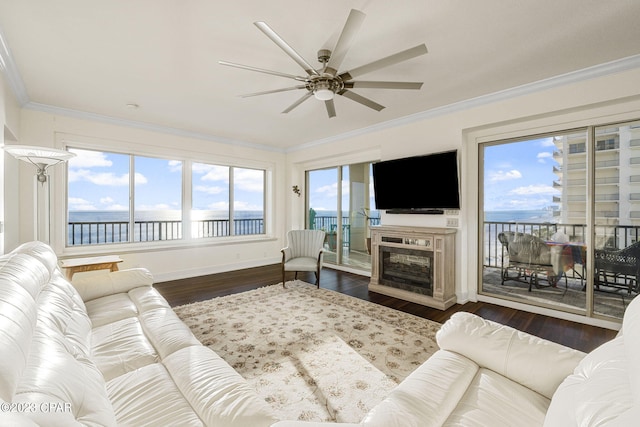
[372,150,460,213]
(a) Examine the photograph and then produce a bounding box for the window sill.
[59,234,278,258]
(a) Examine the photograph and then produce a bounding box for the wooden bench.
[60,255,123,280]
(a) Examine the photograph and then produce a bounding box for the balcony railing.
[310,216,381,251]
[68,218,264,245]
[68,215,378,247]
[484,221,640,268]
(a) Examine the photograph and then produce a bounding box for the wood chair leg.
[282,268,286,288]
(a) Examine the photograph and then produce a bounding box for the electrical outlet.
[446,218,459,227]
[445,210,459,216]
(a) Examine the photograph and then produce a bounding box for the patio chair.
[281,229,326,288]
[498,231,559,291]
[594,241,640,294]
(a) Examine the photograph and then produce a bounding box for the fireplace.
[369,225,456,310]
[379,245,433,296]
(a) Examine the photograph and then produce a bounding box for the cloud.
[69,169,147,186]
[509,184,559,196]
[104,204,129,211]
[68,149,112,168]
[195,164,229,182]
[539,137,555,147]
[207,201,229,210]
[234,200,263,211]
[194,185,226,195]
[234,168,264,192]
[68,197,96,211]
[537,152,552,163]
[489,170,522,182]
[168,160,182,173]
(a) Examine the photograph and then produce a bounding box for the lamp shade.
[3,145,76,165]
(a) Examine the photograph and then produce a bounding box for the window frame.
[55,135,274,255]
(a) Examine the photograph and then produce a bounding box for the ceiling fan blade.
[282,91,313,113]
[240,86,307,98]
[325,9,366,75]
[344,81,423,90]
[339,44,428,81]
[254,21,319,76]
[338,90,385,111]
[325,99,336,118]
[219,61,307,81]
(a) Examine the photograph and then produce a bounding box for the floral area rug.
[172,280,441,423]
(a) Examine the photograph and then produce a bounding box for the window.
[67,147,266,246]
[191,163,265,237]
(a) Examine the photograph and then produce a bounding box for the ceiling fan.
[219,9,428,118]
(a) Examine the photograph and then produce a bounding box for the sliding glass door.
[480,120,640,321]
[306,162,378,271]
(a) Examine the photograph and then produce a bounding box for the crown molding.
[23,101,285,153]
[0,24,29,105]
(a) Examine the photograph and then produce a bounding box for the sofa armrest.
[71,268,154,302]
[436,312,585,399]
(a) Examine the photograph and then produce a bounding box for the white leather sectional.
[1,240,638,426]
[0,241,276,426]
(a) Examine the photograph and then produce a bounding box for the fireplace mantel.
[369,225,456,310]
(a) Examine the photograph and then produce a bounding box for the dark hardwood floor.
[155,264,618,353]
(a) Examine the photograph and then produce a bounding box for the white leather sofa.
[274,295,640,426]
[0,241,277,427]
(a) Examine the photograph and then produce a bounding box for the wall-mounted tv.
[372,150,460,213]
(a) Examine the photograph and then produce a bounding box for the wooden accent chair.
[281,230,326,288]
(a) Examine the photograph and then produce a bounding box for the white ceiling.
[1,0,640,151]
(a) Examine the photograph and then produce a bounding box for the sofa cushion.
[443,367,549,426]
[107,346,276,427]
[85,292,139,327]
[91,316,159,381]
[437,312,585,399]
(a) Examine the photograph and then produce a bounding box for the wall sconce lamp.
[3,145,76,243]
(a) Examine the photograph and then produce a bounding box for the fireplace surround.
[369,225,456,309]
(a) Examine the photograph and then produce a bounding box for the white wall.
[288,67,640,327]
[12,109,288,282]
[0,72,22,254]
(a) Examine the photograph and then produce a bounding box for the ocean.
[484,209,555,223]
[69,210,264,222]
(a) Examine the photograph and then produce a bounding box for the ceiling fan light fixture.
[313,80,335,100]
[314,88,334,101]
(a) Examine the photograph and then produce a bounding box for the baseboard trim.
[153,256,281,283]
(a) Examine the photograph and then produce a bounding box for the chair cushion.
[284,257,319,272]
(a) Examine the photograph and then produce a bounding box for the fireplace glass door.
[379,245,433,296]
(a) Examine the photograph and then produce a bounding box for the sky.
[483,137,560,211]
[67,148,265,215]
[67,140,559,217]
